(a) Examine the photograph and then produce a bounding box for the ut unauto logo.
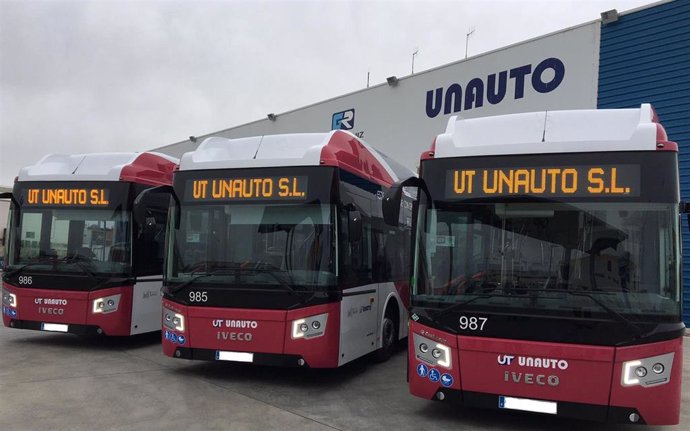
[332,109,355,130]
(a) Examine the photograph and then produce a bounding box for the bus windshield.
[7,208,131,275]
[167,203,336,289]
[413,201,681,323]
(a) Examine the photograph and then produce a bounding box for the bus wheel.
[375,314,398,363]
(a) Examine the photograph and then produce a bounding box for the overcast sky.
[0,0,655,186]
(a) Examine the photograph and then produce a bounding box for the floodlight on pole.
[601,9,619,24]
[411,48,419,74]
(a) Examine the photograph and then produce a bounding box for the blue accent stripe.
[598,0,690,326]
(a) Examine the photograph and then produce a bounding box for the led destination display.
[446,165,640,199]
[22,188,110,206]
[185,176,308,202]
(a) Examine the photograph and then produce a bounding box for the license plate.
[499,396,557,415]
[41,323,69,333]
[216,350,253,363]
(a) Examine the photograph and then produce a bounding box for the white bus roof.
[432,104,669,159]
[18,152,179,185]
[179,130,415,187]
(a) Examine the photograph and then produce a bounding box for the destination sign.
[185,176,308,202]
[23,188,110,206]
[445,165,640,199]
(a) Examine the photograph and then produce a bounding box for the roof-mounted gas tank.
[18,152,179,186]
[179,130,414,188]
[428,103,675,160]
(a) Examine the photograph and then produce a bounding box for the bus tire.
[375,313,398,363]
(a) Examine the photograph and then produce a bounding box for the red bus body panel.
[2,283,133,336]
[408,321,682,425]
[162,299,341,368]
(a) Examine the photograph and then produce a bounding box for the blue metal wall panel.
[598,0,690,326]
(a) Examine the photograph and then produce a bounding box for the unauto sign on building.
[425,57,566,118]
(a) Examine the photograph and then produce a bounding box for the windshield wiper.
[554,289,645,338]
[246,263,313,306]
[168,262,314,306]
[428,293,497,320]
[61,258,99,283]
[167,269,236,294]
[4,259,58,278]
[6,258,131,290]
[428,288,645,339]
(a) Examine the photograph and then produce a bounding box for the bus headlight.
[291,313,327,339]
[2,291,17,307]
[413,333,452,369]
[622,352,674,387]
[163,307,185,332]
[92,294,121,314]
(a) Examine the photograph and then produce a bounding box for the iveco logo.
[504,371,560,387]
[425,57,565,118]
[217,331,253,341]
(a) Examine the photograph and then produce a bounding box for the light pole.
[412,48,419,74]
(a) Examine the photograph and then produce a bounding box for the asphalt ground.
[0,326,688,431]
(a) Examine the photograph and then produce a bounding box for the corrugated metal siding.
[598,0,690,326]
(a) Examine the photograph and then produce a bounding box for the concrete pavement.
[0,326,688,430]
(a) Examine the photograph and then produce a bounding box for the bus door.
[339,202,377,364]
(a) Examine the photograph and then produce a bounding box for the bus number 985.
[189,291,208,303]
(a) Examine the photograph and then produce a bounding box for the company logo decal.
[212,319,258,329]
[497,354,568,370]
[35,298,68,305]
[347,304,373,317]
[498,354,564,387]
[217,331,253,341]
[504,371,560,387]
[143,290,158,299]
[332,109,355,130]
[425,57,565,118]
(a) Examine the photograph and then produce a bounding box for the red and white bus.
[383,105,685,425]
[143,131,414,367]
[1,152,178,336]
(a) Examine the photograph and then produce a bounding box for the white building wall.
[156,22,601,171]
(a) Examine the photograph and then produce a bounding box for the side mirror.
[0,193,17,248]
[133,185,180,229]
[382,176,427,226]
[348,210,362,242]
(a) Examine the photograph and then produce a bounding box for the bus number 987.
[459,315,487,331]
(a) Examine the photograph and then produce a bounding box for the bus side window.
[134,194,169,276]
[340,209,373,288]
